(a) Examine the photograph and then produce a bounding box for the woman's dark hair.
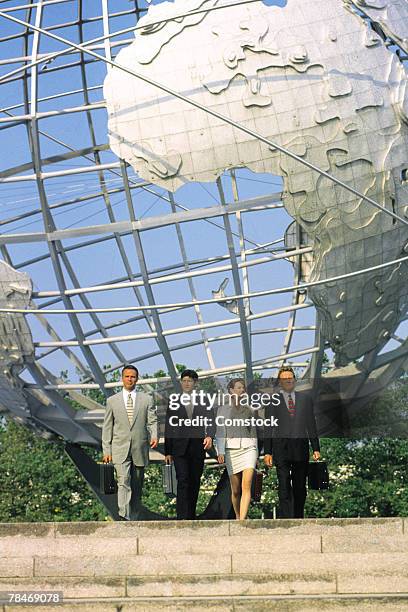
[122,364,139,377]
[180,369,198,380]
[227,377,246,392]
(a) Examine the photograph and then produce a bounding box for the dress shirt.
[281,389,296,410]
[183,394,194,419]
[123,389,137,409]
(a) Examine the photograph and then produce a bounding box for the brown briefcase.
[251,470,263,502]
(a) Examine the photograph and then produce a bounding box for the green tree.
[0,418,107,522]
[304,437,408,518]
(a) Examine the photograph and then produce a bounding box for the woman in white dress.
[216,378,258,520]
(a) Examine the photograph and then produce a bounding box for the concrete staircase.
[0,518,408,610]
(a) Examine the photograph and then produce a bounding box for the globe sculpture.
[0,0,407,517]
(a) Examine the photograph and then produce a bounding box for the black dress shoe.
[118,516,129,521]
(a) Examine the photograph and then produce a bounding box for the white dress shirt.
[182,393,194,419]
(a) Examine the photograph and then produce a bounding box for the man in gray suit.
[102,365,158,520]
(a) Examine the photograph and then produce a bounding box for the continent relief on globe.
[104,0,408,367]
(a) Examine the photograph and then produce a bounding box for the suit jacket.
[264,391,320,463]
[102,390,158,466]
[215,403,258,455]
[164,394,216,457]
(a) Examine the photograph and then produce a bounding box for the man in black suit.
[164,369,215,520]
[264,366,320,518]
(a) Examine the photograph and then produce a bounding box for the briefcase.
[161,462,177,497]
[308,461,329,490]
[98,462,117,495]
[251,470,263,502]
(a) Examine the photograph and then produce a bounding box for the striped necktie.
[126,392,134,424]
[287,393,295,418]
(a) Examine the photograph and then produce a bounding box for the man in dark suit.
[164,369,215,520]
[264,366,320,518]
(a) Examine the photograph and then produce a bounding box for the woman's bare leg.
[240,468,255,520]
[229,473,242,519]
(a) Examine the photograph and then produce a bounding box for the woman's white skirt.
[225,445,258,476]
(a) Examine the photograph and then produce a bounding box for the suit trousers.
[275,460,309,519]
[173,440,205,520]
[114,448,145,520]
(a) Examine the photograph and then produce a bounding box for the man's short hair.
[122,364,139,377]
[180,369,198,380]
[277,366,296,380]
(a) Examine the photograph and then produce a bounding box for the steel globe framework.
[0,0,407,473]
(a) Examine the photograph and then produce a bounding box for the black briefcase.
[98,462,117,495]
[161,462,177,497]
[308,461,329,490]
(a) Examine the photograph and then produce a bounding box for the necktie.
[287,393,295,418]
[126,393,134,424]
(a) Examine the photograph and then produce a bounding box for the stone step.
[3,552,408,583]
[0,537,140,558]
[2,594,408,611]
[2,533,408,558]
[228,518,405,537]
[1,519,407,607]
[0,518,404,540]
[3,571,408,598]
